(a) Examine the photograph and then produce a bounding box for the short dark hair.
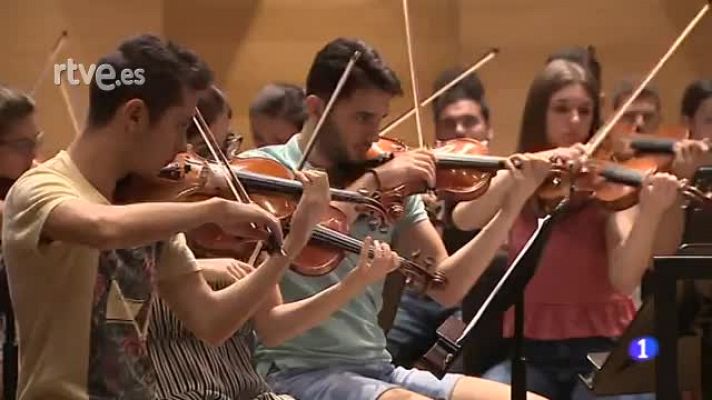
[611,78,661,111]
[249,83,307,131]
[0,85,35,137]
[306,38,403,101]
[87,34,213,128]
[681,79,712,119]
[431,67,489,123]
[187,85,230,145]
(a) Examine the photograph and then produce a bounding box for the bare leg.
[451,376,548,400]
[378,387,433,400]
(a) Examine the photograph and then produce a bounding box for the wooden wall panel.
[1,0,709,156]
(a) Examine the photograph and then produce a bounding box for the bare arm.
[253,238,398,347]
[655,139,710,254]
[254,269,368,346]
[159,238,300,346]
[159,170,332,345]
[392,156,549,307]
[452,145,586,231]
[452,171,512,230]
[397,199,523,307]
[607,174,681,295]
[44,197,279,251]
[651,200,685,254]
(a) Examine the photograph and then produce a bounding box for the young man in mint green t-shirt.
[245,38,551,400]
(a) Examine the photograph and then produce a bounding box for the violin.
[537,125,712,212]
[155,151,394,227]
[607,124,711,165]
[580,124,711,208]
[335,136,508,204]
[116,151,446,289]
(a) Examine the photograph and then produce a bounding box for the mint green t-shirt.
[241,135,428,373]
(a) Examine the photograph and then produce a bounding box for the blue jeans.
[483,338,654,400]
[386,289,460,367]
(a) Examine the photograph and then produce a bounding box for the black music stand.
[418,200,570,400]
[653,254,712,400]
[579,249,712,399]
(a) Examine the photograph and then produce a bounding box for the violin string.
[310,225,432,277]
[297,51,361,171]
[203,161,375,207]
[378,48,498,137]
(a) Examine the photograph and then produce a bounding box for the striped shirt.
[149,297,293,400]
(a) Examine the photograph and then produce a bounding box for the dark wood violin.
[560,124,711,211]
[333,136,508,206]
[117,150,446,287]
[155,150,394,228]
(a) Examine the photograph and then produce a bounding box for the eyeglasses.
[225,132,243,156]
[0,131,43,154]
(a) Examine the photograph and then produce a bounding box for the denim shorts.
[265,362,464,400]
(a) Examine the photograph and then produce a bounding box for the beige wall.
[458,0,712,154]
[0,0,163,157]
[164,0,460,149]
[1,0,710,158]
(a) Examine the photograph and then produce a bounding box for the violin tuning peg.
[410,249,422,260]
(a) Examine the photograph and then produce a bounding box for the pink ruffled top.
[503,204,636,340]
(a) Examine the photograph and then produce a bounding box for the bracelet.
[365,169,382,191]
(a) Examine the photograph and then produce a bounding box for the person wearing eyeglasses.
[0,87,41,196]
[249,83,307,148]
[186,85,243,158]
[0,85,40,399]
[0,84,40,242]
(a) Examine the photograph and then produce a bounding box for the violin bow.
[29,30,81,138]
[193,109,284,263]
[378,47,499,138]
[29,30,68,96]
[401,0,426,149]
[296,50,361,171]
[584,0,711,158]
